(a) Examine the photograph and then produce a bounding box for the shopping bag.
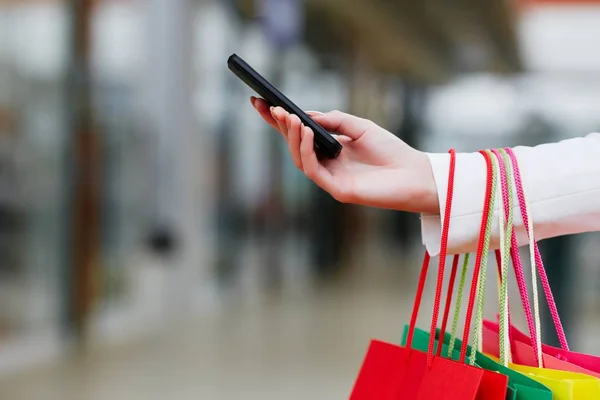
[405,149,547,400]
[482,148,600,399]
[393,149,517,400]
[455,148,557,399]
[350,338,483,399]
[402,326,551,400]
[483,321,600,379]
[350,150,485,399]
[349,254,485,399]
[486,353,600,400]
[509,323,600,373]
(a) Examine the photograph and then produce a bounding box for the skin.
[250,96,439,215]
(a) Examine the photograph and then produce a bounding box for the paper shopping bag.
[509,323,600,373]
[402,326,551,400]
[393,148,510,400]
[486,353,600,400]
[350,339,485,399]
[349,260,486,400]
[483,320,600,379]
[350,149,486,399]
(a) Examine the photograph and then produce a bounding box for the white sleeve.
[421,133,600,256]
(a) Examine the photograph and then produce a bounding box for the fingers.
[253,99,369,143]
[300,125,336,195]
[286,113,303,170]
[252,98,304,170]
[252,97,292,143]
[309,110,372,140]
[251,97,282,134]
[252,98,341,198]
[270,106,288,139]
[263,104,303,170]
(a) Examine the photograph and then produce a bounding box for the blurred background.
[2,0,600,398]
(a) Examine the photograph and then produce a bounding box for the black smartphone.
[227,53,342,159]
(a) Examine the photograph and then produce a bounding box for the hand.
[250,97,439,214]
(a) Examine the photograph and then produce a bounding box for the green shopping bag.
[401,325,552,400]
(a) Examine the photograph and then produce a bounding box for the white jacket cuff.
[420,152,488,256]
[420,134,600,256]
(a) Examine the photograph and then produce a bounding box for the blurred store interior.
[3,0,600,398]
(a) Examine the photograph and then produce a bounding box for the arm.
[422,133,600,256]
[250,100,600,252]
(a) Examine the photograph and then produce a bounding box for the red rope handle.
[405,252,431,350]
[459,150,495,363]
[437,254,461,357]
[426,149,457,367]
[494,250,502,278]
[405,149,458,368]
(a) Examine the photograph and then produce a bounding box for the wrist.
[415,151,440,215]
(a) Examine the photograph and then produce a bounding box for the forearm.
[421,133,600,256]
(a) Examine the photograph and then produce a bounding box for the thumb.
[307,110,372,140]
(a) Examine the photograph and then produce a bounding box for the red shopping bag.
[349,255,484,400]
[350,149,507,399]
[350,339,483,399]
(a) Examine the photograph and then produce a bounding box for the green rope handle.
[468,149,498,365]
[497,148,515,365]
[447,253,470,358]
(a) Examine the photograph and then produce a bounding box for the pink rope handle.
[492,150,537,361]
[505,147,569,351]
[491,149,541,366]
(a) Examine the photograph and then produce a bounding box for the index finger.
[251,97,279,132]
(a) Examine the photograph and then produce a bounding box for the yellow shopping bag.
[486,354,600,399]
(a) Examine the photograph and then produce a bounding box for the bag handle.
[491,148,532,350]
[437,254,461,358]
[438,148,496,363]
[457,149,497,364]
[505,147,569,351]
[491,148,542,367]
[404,149,458,368]
[493,148,515,366]
[493,147,570,366]
[444,253,471,358]
[466,149,515,366]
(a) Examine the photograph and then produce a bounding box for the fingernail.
[250,96,256,106]
[306,110,324,115]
